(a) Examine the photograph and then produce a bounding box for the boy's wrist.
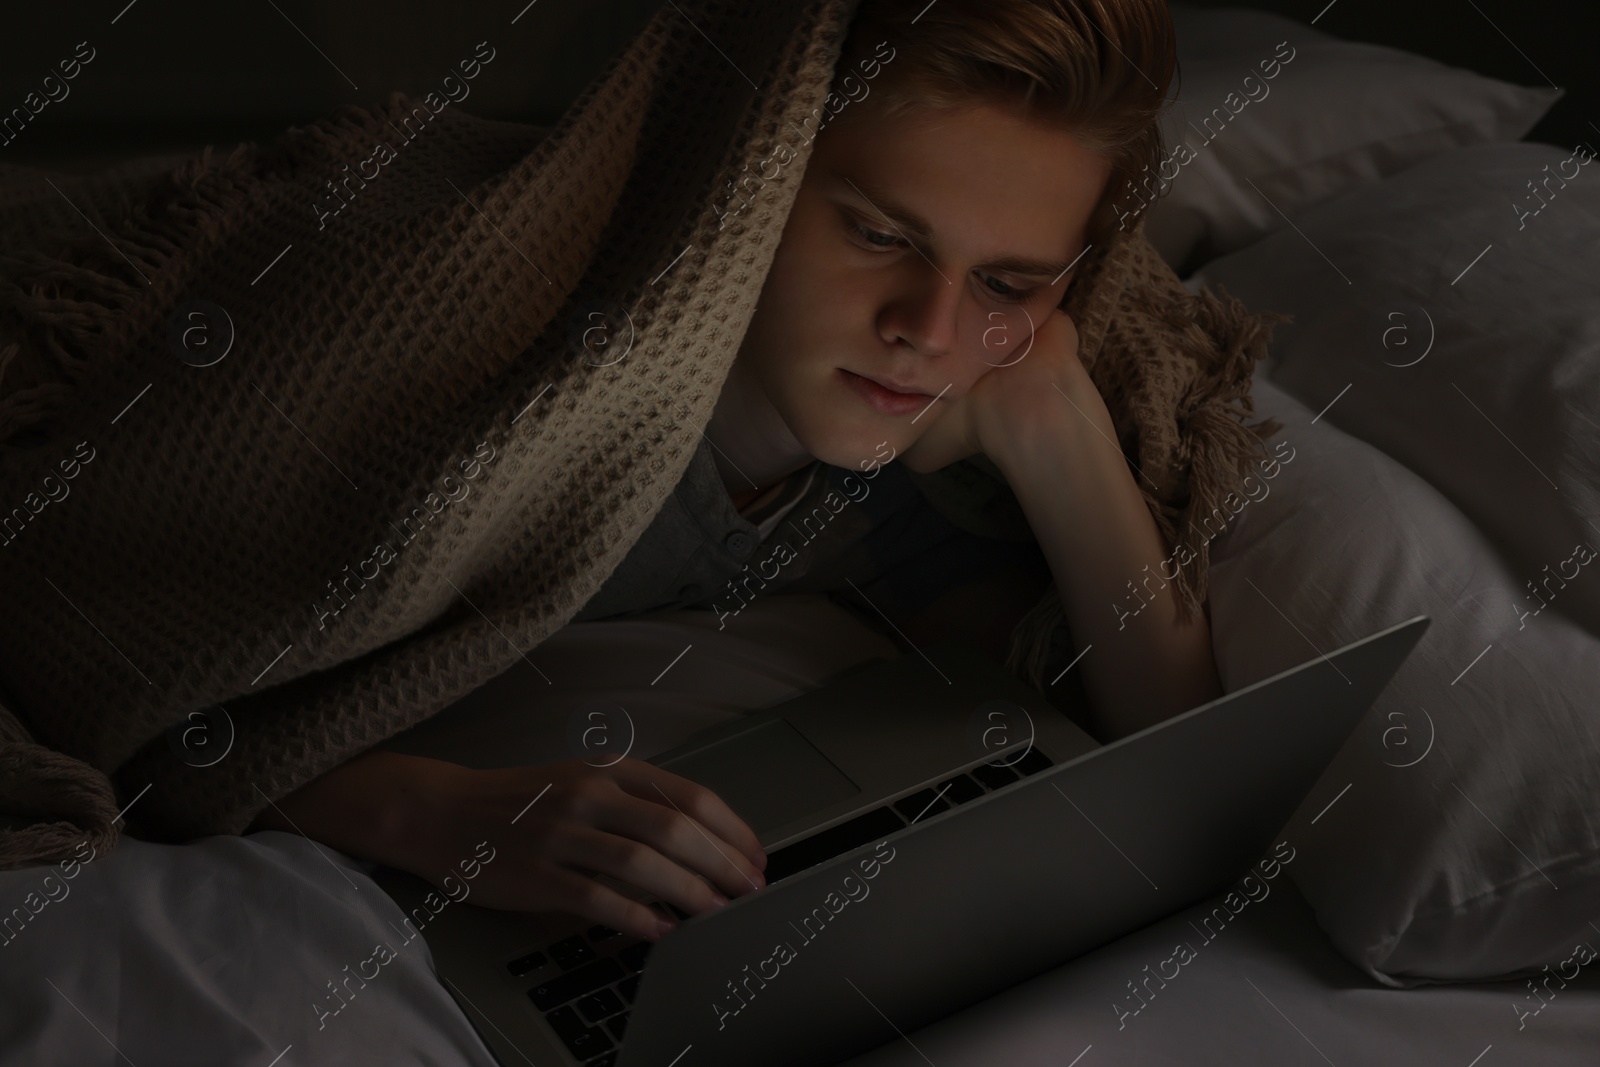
[249,750,464,876]
[367,751,465,875]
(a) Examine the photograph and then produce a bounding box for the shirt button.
[724,530,755,559]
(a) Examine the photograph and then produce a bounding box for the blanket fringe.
[0,141,261,448]
[0,698,119,871]
[259,93,426,174]
[0,92,454,451]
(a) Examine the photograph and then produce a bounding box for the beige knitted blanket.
[0,0,1281,870]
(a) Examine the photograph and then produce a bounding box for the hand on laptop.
[407,755,768,942]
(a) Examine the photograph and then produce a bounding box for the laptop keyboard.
[505,747,1054,1065]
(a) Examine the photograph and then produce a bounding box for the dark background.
[1,0,1595,172]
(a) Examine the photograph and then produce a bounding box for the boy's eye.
[980,273,1035,302]
[847,216,902,248]
[844,212,1039,303]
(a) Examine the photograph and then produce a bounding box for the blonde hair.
[827,0,1178,249]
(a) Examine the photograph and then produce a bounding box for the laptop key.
[576,988,625,1023]
[970,762,1019,790]
[1012,746,1054,776]
[605,1012,629,1040]
[587,924,623,944]
[893,788,950,824]
[939,774,985,805]
[529,958,625,1010]
[618,974,640,1003]
[618,941,653,974]
[585,1055,617,1067]
[762,805,906,883]
[543,1005,612,1060]
[505,950,548,977]
[550,934,596,969]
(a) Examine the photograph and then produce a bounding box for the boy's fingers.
[596,794,764,898]
[550,823,729,916]
[536,863,677,942]
[610,760,767,870]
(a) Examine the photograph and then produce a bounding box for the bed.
[3,3,1599,1063]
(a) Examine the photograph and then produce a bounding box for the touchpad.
[655,718,860,837]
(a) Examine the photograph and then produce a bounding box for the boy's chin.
[897,427,973,475]
[803,425,900,473]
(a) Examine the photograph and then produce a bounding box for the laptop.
[371,614,1430,1067]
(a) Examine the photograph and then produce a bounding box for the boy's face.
[733,95,1115,473]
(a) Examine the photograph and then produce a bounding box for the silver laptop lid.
[618,615,1429,1067]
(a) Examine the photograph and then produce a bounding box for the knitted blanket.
[0,0,1282,870]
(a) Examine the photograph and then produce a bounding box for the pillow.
[1195,140,1600,639]
[1140,4,1562,273]
[1198,142,1600,984]
[1207,372,1600,987]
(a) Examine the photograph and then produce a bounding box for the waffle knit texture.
[0,0,1283,869]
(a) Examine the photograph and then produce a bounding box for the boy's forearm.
[247,749,457,870]
[990,413,1223,741]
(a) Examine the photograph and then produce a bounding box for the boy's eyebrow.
[837,172,1080,279]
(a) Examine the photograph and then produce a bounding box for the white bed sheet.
[3,826,1593,1066]
[833,872,1600,1066]
[0,831,499,1067]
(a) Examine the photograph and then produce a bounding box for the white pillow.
[1198,140,1600,639]
[1208,373,1600,987]
[1140,5,1562,272]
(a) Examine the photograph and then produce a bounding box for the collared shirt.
[572,438,1058,649]
[737,461,821,542]
[571,438,815,622]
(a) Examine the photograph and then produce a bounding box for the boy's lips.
[838,368,937,415]
[844,369,932,396]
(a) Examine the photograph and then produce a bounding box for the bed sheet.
[833,868,1600,1066]
[0,831,499,1067]
[3,825,1594,1066]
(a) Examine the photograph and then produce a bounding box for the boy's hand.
[411,756,768,942]
[250,750,766,944]
[900,307,1096,474]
